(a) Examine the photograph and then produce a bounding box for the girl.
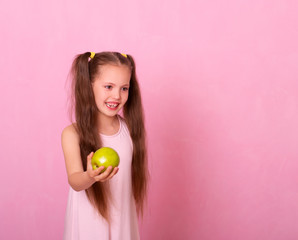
[61,51,148,240]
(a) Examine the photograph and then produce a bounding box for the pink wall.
[1,1,298,239]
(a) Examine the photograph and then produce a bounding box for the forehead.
[96,64,131,84]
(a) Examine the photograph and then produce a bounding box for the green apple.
[91,147,120,172]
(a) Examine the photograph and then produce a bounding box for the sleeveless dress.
[63,116,140,240]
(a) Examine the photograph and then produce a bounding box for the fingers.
[96,166,113,180]
[87,152,93,169]
[90,166,105,177]
[104,167,119,181]
[87,152,94,165]
[94,166,119,182]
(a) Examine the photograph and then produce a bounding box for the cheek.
[93,92,105,106]
[121,92,129,104]
[93,87,106,101]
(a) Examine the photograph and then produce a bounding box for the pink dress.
[64,116,140,240]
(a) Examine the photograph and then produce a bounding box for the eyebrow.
[104,82,130,87]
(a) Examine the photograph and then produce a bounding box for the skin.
[61,64,131,191]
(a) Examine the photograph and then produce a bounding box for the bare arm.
[61,125,118,191]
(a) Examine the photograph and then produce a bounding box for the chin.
[101,111,119,118]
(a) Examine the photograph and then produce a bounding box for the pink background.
[1,1,298,239]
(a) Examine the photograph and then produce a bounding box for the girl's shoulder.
[61,123,79,143]
[117,115,132,136]
[117,115,130,130]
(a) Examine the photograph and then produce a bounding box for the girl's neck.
[97,114,120,135]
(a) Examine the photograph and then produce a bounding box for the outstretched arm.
[61,125,118,191]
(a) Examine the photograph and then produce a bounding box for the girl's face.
[92,64,131,119]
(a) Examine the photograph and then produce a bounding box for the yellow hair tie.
[90,52,95,59]
[121,53,127,58]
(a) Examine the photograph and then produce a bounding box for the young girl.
[61,51,148,240]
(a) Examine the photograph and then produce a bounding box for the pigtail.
[71,52,109,221]
[72,53,98,165]
[124,55,148,216]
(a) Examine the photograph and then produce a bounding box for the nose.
[112,89,121,100]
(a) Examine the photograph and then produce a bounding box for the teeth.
[106,103,118,108]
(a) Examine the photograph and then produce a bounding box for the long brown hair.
[70,51,148,220]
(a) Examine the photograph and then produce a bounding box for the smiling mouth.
[106,103,119,109]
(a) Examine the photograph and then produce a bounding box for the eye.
[121,87,129,91]
[105,85,112,90]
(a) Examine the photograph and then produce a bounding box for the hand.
[86,152,119,183]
